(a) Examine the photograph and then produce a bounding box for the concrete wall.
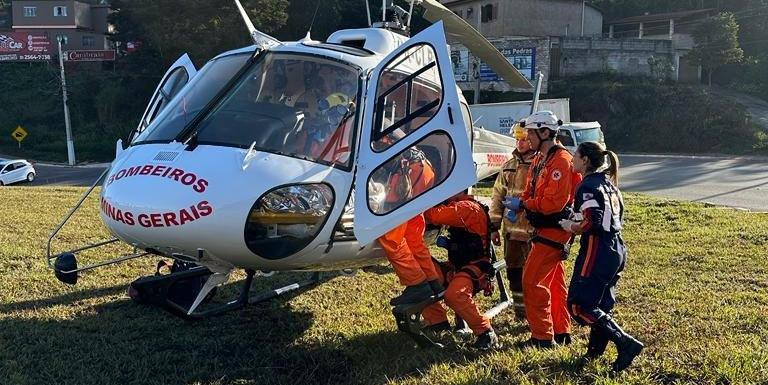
[443,0,602,38]
[74,2,91,30]
[451,36,550,93]
[557,37,673,77]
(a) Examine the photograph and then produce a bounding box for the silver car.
[0,159,36,186]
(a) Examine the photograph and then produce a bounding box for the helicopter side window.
[368,132,456,215]
[372,44,443,152]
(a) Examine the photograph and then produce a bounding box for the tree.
[687,12,744,86]
[109,0,288,69]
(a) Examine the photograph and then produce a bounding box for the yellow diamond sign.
[12,126,27,143]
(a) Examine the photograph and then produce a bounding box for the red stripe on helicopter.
[100,197,214,228]
[486,153,511,167]
[107,164,209,193]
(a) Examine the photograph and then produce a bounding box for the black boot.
[428,279,445,295]
[473,329,499,351]
[554,333,572,345]
[422,321,451,334]
[585,325,610,359]
[596,315,644,372]
[390,282,434,306]
[507,267,523,292]
[519,337,554,349]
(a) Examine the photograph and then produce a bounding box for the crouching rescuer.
[420,192,499,350]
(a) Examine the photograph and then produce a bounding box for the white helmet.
[520,110,562,132]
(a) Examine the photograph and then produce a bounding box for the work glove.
[505,210,518,223]
[502,196,522,211]
[558,219,579,233]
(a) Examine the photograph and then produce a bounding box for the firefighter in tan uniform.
[490,123,535,317]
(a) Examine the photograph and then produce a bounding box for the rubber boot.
[473,329,499,351]
[555,333,572,346]
[596,315,644,372]
[507,268,526,318]
[520,337,553,349]
[390,282,434,306]
[585,325,610,359]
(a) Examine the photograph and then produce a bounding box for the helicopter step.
[128,265,320,319]
[391,259,511,349]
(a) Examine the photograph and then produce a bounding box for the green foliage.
[548,74,766,155]
[109,0,288,69]
[687,12,745,86]
[647,56,674,82]
[1,188,768,384]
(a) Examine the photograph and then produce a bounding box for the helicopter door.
[131,54,197,141]
[353,21,476,246]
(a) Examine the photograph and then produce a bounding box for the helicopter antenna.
[233,0,281,50]
[365,0,372,26]
[308,0,322,36]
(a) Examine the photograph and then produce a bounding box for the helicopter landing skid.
[128,268,320,319]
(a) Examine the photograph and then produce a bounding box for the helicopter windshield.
[191,53,360,169]
[132,52,252,144]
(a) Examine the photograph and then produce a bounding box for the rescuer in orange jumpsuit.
[378,146,440,306]
[504,111,582,348]
[420,192,499,350]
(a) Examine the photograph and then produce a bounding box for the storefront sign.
[0,33,52,62]
[65,50,116,62]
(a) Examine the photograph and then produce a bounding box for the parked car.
[0,159,36,186]
[556,122,606,154]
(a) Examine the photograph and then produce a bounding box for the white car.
[0,159,36,186]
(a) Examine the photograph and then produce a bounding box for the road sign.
[12,126,27,143]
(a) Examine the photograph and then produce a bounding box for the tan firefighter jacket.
[490,149,535,241]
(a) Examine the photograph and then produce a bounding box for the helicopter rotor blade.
[417,0,533,90]
[233,0,282,49]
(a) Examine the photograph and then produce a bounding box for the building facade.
[11,0,111,51]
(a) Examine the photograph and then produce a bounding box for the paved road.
[4,154,768,211]
[621,154,768,212]
[713,87,768,130]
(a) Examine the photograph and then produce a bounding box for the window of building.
[82,35,95,47]
[481,4,497,23]
[54,6,68,17]
[24,7,37,17]
[466,7,473,20]
[56,35,68,45]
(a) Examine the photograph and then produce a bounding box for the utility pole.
[57,36,76,166]
[581,1,585,36]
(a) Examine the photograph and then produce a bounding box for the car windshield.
[574,128,603,143]
[191,52,360,169]
[133,53,252,144]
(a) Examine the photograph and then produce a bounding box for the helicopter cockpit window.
[192,53,360,169]
[132,53,251,144]
[372,44,443,152]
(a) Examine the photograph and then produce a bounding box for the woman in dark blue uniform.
[558,142,643,372]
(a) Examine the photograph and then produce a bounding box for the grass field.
[1,186,767,385]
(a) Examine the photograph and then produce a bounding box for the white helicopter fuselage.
[100,25,489,274]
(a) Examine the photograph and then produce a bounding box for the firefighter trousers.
[378,214,439,286]
[422,265,492,336]
[523,242,571,341]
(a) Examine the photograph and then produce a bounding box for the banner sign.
[0,33,52,62]
[479,47,537,81]
[65,50,116,62]
[451,49,469,82]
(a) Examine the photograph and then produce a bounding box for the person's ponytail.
[604,150,620,187]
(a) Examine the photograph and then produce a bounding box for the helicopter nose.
[99,163,219,251]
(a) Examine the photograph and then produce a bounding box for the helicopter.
[46,0,533,340]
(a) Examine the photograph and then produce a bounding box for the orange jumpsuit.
[421,199,493,336]
[520,147,581,341]
[378,155,438,286]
